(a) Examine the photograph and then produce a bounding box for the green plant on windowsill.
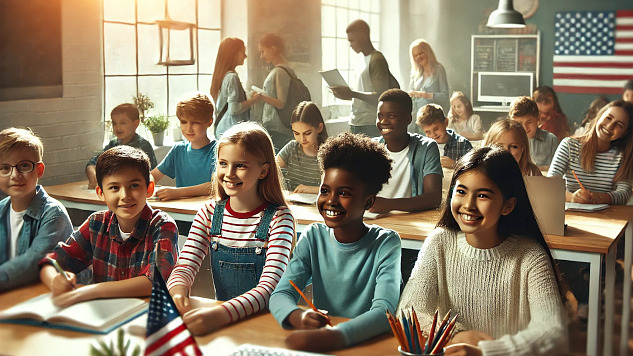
[143,114,170,134]
[132,93,154,122]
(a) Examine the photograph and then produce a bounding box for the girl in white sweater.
[398,146,569,356]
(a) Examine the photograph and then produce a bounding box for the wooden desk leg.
[603,244,616,356]
[620,222,632,356]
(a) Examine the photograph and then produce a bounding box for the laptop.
[523,176,566,236]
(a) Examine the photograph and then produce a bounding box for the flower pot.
[152,132,165,146]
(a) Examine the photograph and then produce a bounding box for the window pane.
[348,10,360,23]
[322,0,336,5]
[105,76,137,120]
[168,75,199,117]
[198,0,221,28]
[322,6,336,38]
[104,23,137,75]
[167,0,196,23]
[103,0,135,23]
[138,76,168,117]
[336,9,348,37]
[137,0,165,23]
[198,29,221,74]
[336,38,349,69]
[198,74,212,96]
[138,24,166,75]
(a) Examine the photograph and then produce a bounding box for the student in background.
[407,39,449,134]
[277,101,328,194]
[372,89,442,213]
[167,122,295,335]
[418,103,473,168]
[573,95,609,137]
[210,37,260,139]
[623,79,633,103]
[40,146,178,307]
[330,20,391,137]
[86,103,157,189]
[0,128,72,292]
[447,91,483,141]
[484,119,541,176]
[151,92,217,201]
[510,96,558,167]
[533,86,569,142]
[548,100,633,205]
[398,146,569,356]
[270,133,400,352]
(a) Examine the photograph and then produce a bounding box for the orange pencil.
[425,309,439,353]
[572,170,587,191]
[433,314,459,354]
[289,279,332,326]
[386,311,407,351]
[411,308,426,352]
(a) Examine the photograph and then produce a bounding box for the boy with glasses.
[0,128,73,291]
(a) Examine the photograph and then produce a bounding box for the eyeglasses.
[0,160,40,177]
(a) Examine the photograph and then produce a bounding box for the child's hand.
[154,187,180,201]
[52,286,92,308]
[571,188,593,204]
[448,330,493,346]
[440,156,455,168]
[299,309,331,329]
[285,328,345,352]
[368,197,389,214]
[329,86,354,100]
[293,185,317,194]
[445,343,484,356]
[182,306,230,335]
[169,285,192,314]
[50,271,77,296]
[250,92,262,101]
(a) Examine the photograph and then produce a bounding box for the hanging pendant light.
[487,0,526,28]
[156,2,195,66]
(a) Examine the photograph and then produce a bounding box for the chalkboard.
[494,39,517,72]
[0,0,62,100]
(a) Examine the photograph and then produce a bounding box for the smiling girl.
[398,146,569,356]
[276,101,328,194]
[167,122,295,335]
[548,100,633,205]
[484,118,541,176]
[447,91,483,141]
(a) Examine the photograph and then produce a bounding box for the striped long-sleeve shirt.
[167,199,295,322]
[547,137,632,205]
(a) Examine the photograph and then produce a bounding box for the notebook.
[523,176,566,236]
[319,69,349,88]
[0,293,148,334]
[287,192,318,205]
[565,202,609,212]
[230,344,328,356]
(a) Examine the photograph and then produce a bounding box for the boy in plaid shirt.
[39,146,178,307]
[418,103,472,168]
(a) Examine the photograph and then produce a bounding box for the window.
[321,0,381,107]
[102,0,221,122]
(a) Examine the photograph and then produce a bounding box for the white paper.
[319,69,349,88]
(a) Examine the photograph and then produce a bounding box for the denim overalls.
[209,199,278,301]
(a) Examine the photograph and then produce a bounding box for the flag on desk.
[553,10,633,94]
[145,266,202,356]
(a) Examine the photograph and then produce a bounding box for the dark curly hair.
[317,132,392,195]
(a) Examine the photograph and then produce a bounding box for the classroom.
[1,0,633,355]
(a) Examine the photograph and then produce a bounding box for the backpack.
[371,51,400,90]
[276,66,311,128]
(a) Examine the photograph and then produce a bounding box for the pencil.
[432,314,458,354]
[572,170,587,191]
[386,311,406,351]
[425,309,439,353]
[431,309,452,349]
[288,279,332,326]
[411,308,425,353]
[46,257,75,289]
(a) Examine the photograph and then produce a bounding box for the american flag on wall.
[553,10,633,94]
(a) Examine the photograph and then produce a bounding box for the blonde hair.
[409,39,439,78]
[0,127,43,161]
[176,92,214,123]
[484,119,538,175]
[210,37,246,102]
[211,122,288,207]
[448,91,474,122]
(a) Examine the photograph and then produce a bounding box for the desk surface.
[0,284,398,356]
[45,181,630,254]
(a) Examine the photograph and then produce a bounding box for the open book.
[0,293,147,334]
[565,202,609,212]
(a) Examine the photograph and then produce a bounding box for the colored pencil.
[572,170,587,191]
[411,308,425,353]
[431,309,452,349]
[432,314,458,354]
[386,311,406,351]
[425,309,439,353]
[288,279,332,326]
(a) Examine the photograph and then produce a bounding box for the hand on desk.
[447,330,492,346]
[571,188,594,204]
[49,269,77,296]
[182,305,231,335]
[445,343,483,356]
[368,197,391,214]
[170,285,192,314]
[52,284,92,308]
[285,328,345,352]
[154,187,180,201]
[289,308,331,329]
[293,184,318,194]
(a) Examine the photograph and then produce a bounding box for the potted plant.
[132,93,154,122]
[144,113,170,146]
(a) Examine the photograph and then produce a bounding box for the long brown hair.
[578,99,633,182]
[290,101,328,146]
[448,91,474,122]
[210,37,245,102]
[484,119,537,176]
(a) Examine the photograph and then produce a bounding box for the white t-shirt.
[119,226,132,241]
[378,146,412,199]
[9,204,26,259]
[436,142,446,155]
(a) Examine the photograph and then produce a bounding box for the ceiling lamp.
[487,0,526,28]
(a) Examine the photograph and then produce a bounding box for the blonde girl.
[448,91,483,140]
[210,37,259,139]
[484,118,541,176]
[276,101,328,194]
[167,122,295,335]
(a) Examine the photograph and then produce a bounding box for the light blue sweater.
[269,223,401,346]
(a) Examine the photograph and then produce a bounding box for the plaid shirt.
[40,204,178,283]
[443,129,473,161]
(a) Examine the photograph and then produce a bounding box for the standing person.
[407,39,449,134]
[330,20,392,137]
[210,37,260,139]
[533,86,569,142]
[167,122,295,335]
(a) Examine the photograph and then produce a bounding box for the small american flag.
[553,10,633,94]
[145,266,202,356]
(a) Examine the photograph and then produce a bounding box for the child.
[418,103,473,168]
[398,146,569,355]
[277,101,328,194]
[574,95,609,137]
[151,92,217,201]
[269,132,401,352]
[548,100,633,205]
[0,128,73,291]
[509,96,559,167]
[484,119,542,176]
[86,103,157,189]
[167,122,295,335]
[372,89,443,213]
[39,146,178,307]
[533,86,569,142]
[447,91,483,141]
[623,79,633,103]
[210,37,260,139]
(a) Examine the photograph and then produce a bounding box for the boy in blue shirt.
[0,128,72,291]
[151,92,217,201]
[418,103,473,168]
[270,133,401,352]
[372,89,443,213]
[510,96,558,167]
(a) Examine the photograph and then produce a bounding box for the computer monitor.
[477,72,534,107]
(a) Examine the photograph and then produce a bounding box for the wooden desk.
[0,284,398,355]
[45,181,632,356]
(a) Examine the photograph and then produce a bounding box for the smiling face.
[96,166,153,233]
[451,99,465,119]
[412,46,428,68]
[495,131,524,163]
[216,143,269,203]
[291,121,322,155]
[512,115,538,139]
[595,106,630,144]
[179,115,211,148]
[0,150,44,207]
[422,121,450,145]
[111,113,139,144]
[377,101,411,144]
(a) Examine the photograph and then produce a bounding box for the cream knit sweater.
[398,227,568,355]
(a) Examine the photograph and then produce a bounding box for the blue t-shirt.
[157,140,217,187]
